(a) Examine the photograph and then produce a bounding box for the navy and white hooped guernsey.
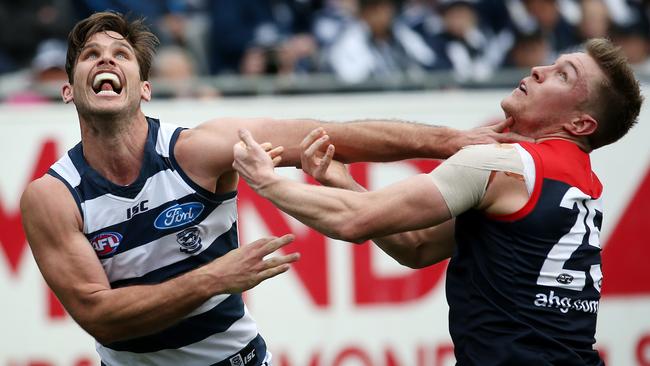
[48,117,268,366]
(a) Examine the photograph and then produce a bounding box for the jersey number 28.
[536,187,603,292]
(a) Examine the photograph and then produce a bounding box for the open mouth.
[518,81,527,95]
[92,72,123,95]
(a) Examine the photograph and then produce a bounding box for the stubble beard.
[75,93,140,138]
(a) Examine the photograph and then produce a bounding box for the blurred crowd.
[1,0,649,101]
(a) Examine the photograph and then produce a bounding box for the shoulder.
[21,175,82,232]
[447,144,522,169]
[22,175,69,208]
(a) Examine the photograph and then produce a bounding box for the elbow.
[92,329,116,346]
[85,321,135,345]
[394,256,424,269]
[391,246,427,269]
[79,319,119,345]
[335,216,373,244]
[74,304,128,345]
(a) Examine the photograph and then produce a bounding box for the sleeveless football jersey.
[48,117,268,366]
[447,140,604,366]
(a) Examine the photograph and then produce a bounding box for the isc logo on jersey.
[91,232,123,257]
[154,202,204,229]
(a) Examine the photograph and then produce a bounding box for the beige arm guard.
[428,144,525,217]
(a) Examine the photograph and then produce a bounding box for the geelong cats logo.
[176,227,202,254]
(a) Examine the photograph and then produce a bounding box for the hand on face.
[232,129,283,191]
[300,128,358,190]
[461,117,535,147]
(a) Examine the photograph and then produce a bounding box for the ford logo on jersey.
[154,202,205,229]
[91,232,122,257]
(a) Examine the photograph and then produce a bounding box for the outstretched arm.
[233,129,454,243]
[297,129,456,268]
[177,116,528,180]
[21,176,299,344]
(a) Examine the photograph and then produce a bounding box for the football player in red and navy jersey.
[232,38,643,365]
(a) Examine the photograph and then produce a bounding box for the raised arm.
[233,129,454,243]
[176,116,527,180]
[21,176,298,344]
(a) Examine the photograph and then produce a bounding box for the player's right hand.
[232,129,280,192]
[460,117,534,147]
[204,234,300,294]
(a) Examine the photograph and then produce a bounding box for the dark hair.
[584,38,643,149]
[65,11,159,83]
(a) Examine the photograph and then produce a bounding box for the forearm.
[256,173,450,244]
[251,118,462,166]
[320,120,461,162]
[77,266,217,344]
[258,176,364,241]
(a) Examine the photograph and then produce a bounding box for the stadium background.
[1,1,649,365]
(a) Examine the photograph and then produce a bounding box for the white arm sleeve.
[428,144,526,217]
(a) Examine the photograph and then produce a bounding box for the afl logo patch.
[91,232,122,257]
[154,202,204,229]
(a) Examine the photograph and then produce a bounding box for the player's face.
[501,52,603,138]
[64,31,150,118]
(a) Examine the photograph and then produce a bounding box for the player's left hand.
[232,129,282,191]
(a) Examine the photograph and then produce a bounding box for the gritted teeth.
[92,72,122,93]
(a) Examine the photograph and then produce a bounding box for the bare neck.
[79,112,149,186]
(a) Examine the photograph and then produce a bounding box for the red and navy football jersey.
[447,140,604,365]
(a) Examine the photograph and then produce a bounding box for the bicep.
[176,117,317,178]
[21,178,110,320]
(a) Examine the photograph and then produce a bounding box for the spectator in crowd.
[72,0,187,44]
[577,0,611,41]
[507,0,580,59]
[426,0,511,81]
[73,0,212,75]
[152,46,219,99]
[399,0,444,42]
[313,0,359,48]
[325,0,436,83]
[0,0,75,73]
[611,23,650,72]
[239,34,319,76]
[1,0,650,90]
[209,0,322,76]
[6,39,68,104]
[518,0,580,54]
[475,0,516,33]
[505,31,551,68]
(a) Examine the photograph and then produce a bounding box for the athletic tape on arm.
[428,144,525,217]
